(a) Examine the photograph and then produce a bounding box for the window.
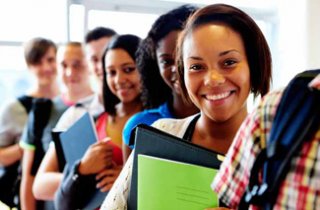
[0,0,67,106]
[0,0,281,108]
[0,0,67,42]
[87,10,159,38]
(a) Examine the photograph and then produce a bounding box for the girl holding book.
[54,34,143,210]
[101,3,272,209]
[33,34,143,210]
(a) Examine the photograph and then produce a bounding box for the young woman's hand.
[95,162,123,192]
[78,138,113,175]
[309,74,320,89]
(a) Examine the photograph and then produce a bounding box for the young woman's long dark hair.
[102,34,141,116]
[136,4,198,109]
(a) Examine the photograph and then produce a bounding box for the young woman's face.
[29,46,57,86]
[156,30,181,94]
[105,49,141,103]
[182,23,250,122]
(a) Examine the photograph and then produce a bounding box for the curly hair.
[136,4,198,108]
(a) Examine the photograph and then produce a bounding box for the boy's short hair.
[24,37,57,65]
[85,27,117,43]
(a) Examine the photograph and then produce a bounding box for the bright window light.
[70,4,85,42]
[0,46,26,70]
[88,10,159,38]
[0,0,67,42]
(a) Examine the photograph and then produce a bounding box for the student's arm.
[0,143,22,166]
[0,101,24,166]
[55,161,96,210]
[54,140,113,210]
[20,149,36,210]
[33,145,63,200]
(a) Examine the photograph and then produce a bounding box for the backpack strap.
[239,69,320,209]
[17,95,33,114]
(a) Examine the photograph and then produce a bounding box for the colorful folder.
[138,154,219,210]
[128,124,223,210]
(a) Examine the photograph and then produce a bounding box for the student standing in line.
[0,38,59,209]
[101,3,272,209]
[211,70,320,210]
[122,4,199,161]
[54,34,144,210]
[20,42,94,210]
[32,27,117,201]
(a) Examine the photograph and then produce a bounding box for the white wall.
[306,0,320,70]
[272,0,320,89]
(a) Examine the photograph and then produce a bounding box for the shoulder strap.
[182,113,200,141]
[17,95,33,113]
[240,69,320,209]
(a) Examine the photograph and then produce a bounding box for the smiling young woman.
[100,3,272,209]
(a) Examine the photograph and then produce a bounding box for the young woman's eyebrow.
[219,49,239,56]
[188,56,203,61]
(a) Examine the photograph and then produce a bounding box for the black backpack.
[239,70,320,209]
[0,95,33,209]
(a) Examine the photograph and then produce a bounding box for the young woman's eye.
[223,59,237,67]
[123,66,136,73]
[160,59,174,68]
[107,69,116,77]
[189,64,203,71]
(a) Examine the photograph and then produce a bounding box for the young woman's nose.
[204,69,226,87]
[170,65,178,80]
[115,71,125,84]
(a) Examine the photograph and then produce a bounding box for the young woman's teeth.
[206,92,230,100]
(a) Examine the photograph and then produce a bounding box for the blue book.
[59,112,97,164]
[58,112,108,210]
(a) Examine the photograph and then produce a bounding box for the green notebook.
[138,154,219,210]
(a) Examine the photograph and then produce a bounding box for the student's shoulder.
[152,115,197,137]
[52,95,70,114]
[0,98,26,116]
[258,88,284,115]
[261,89,284,105]
[127,109,163,126]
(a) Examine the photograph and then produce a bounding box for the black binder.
[127,124,223,210]
[51,130,65,172]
